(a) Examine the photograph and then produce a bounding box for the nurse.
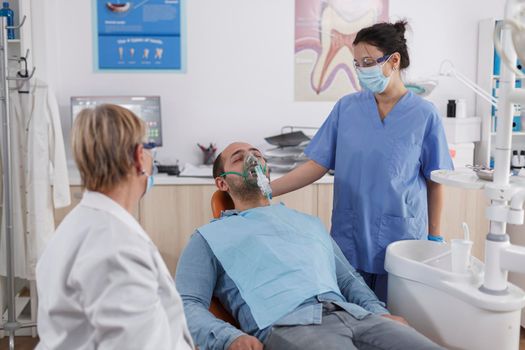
[271,20,453,302]
[35,105,194,349]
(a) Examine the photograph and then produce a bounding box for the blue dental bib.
[198,203,342,328]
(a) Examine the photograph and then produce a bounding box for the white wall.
[30,0,505,166]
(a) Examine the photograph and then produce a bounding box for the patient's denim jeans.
[264,302,444,350]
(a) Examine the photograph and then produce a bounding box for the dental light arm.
[438,60,499,108]
[481,0,525,293]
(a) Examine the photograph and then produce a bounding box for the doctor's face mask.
[141,145,157,196]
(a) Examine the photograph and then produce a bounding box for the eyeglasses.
[143,143,158,175]
[353,54,391,69]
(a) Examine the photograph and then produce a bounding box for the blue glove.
[427,234,445,243]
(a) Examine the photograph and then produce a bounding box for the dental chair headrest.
[211,190,234,219]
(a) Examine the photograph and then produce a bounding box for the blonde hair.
[72,104,146,192]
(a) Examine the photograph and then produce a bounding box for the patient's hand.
[382,314,409,326]
[228,335,263,350]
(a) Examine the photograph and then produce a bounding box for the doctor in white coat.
[35,104,193,350]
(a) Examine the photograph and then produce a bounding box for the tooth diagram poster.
[295,0,388,101]
[96,0,185,71]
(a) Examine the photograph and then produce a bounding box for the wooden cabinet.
[54,186,139,227]
[54,183,490,274]
[317,184,334,231]
[54,186,83,227]
[316,184,490,261]
[140,184,318,274]
[439,187,489,260]
[272,184,318,215]
[139,185,216,274]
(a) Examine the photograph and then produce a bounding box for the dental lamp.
[404,79,438,97]
[405,60,499,107]
[437,60,499,109]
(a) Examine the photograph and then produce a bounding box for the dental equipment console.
[431,0,525,299]
[381,3,525,348]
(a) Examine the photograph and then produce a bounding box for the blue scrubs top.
[305,90,453,274]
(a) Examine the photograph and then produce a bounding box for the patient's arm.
[331,239,390,315]
[176,232,245,350]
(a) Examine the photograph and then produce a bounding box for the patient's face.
[221,142,268,200]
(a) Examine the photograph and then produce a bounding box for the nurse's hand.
[382,314,410,326]
[228,335,264,350]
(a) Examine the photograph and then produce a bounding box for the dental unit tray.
[465,164,495,181]
[431,167,518,190]
[264,131,310,147]
[264,146,308,161]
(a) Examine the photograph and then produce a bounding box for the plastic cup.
[451,239,473,274]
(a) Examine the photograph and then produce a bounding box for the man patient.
[176,142,443,350]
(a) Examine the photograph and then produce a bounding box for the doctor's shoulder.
[61,205,151,255]
[49,203,95,243]
[73,213,157,271]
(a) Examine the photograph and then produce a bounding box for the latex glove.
[427,234,445,243]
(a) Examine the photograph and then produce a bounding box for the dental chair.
[208,190,239,327]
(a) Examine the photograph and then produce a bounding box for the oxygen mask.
[220,152,273,200]
[244,153,272,200]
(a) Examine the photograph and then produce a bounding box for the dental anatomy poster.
[96,0,184,70]
[295,0,388,101]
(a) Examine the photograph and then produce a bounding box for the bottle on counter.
[512,150,521,171]
[447,100,456,118]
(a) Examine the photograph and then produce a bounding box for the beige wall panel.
[140,185,216,274]
[317,184,334,231]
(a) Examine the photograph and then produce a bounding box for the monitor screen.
[71,96,163,146]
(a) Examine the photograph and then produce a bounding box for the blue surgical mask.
[356,58,392,93]
[140,168,155,196]
[146,173,154,193]
[142,148,157,195]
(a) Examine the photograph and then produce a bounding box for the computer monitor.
[71,96,163,146]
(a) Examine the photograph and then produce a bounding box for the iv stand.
[0,15,37,350]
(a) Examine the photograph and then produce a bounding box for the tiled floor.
[0,328,524,349]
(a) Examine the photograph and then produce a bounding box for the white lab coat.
[36,191,194,350]
[0,81,70,280]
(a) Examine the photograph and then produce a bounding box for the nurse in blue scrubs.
[271,20,453,302]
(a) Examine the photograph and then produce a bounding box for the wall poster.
[295,0,388,101]
[96,0,184,71]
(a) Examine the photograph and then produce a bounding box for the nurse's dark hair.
[212,153,224,178]
[353,20,410,69]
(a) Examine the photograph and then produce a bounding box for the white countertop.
[67,167,335,186]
